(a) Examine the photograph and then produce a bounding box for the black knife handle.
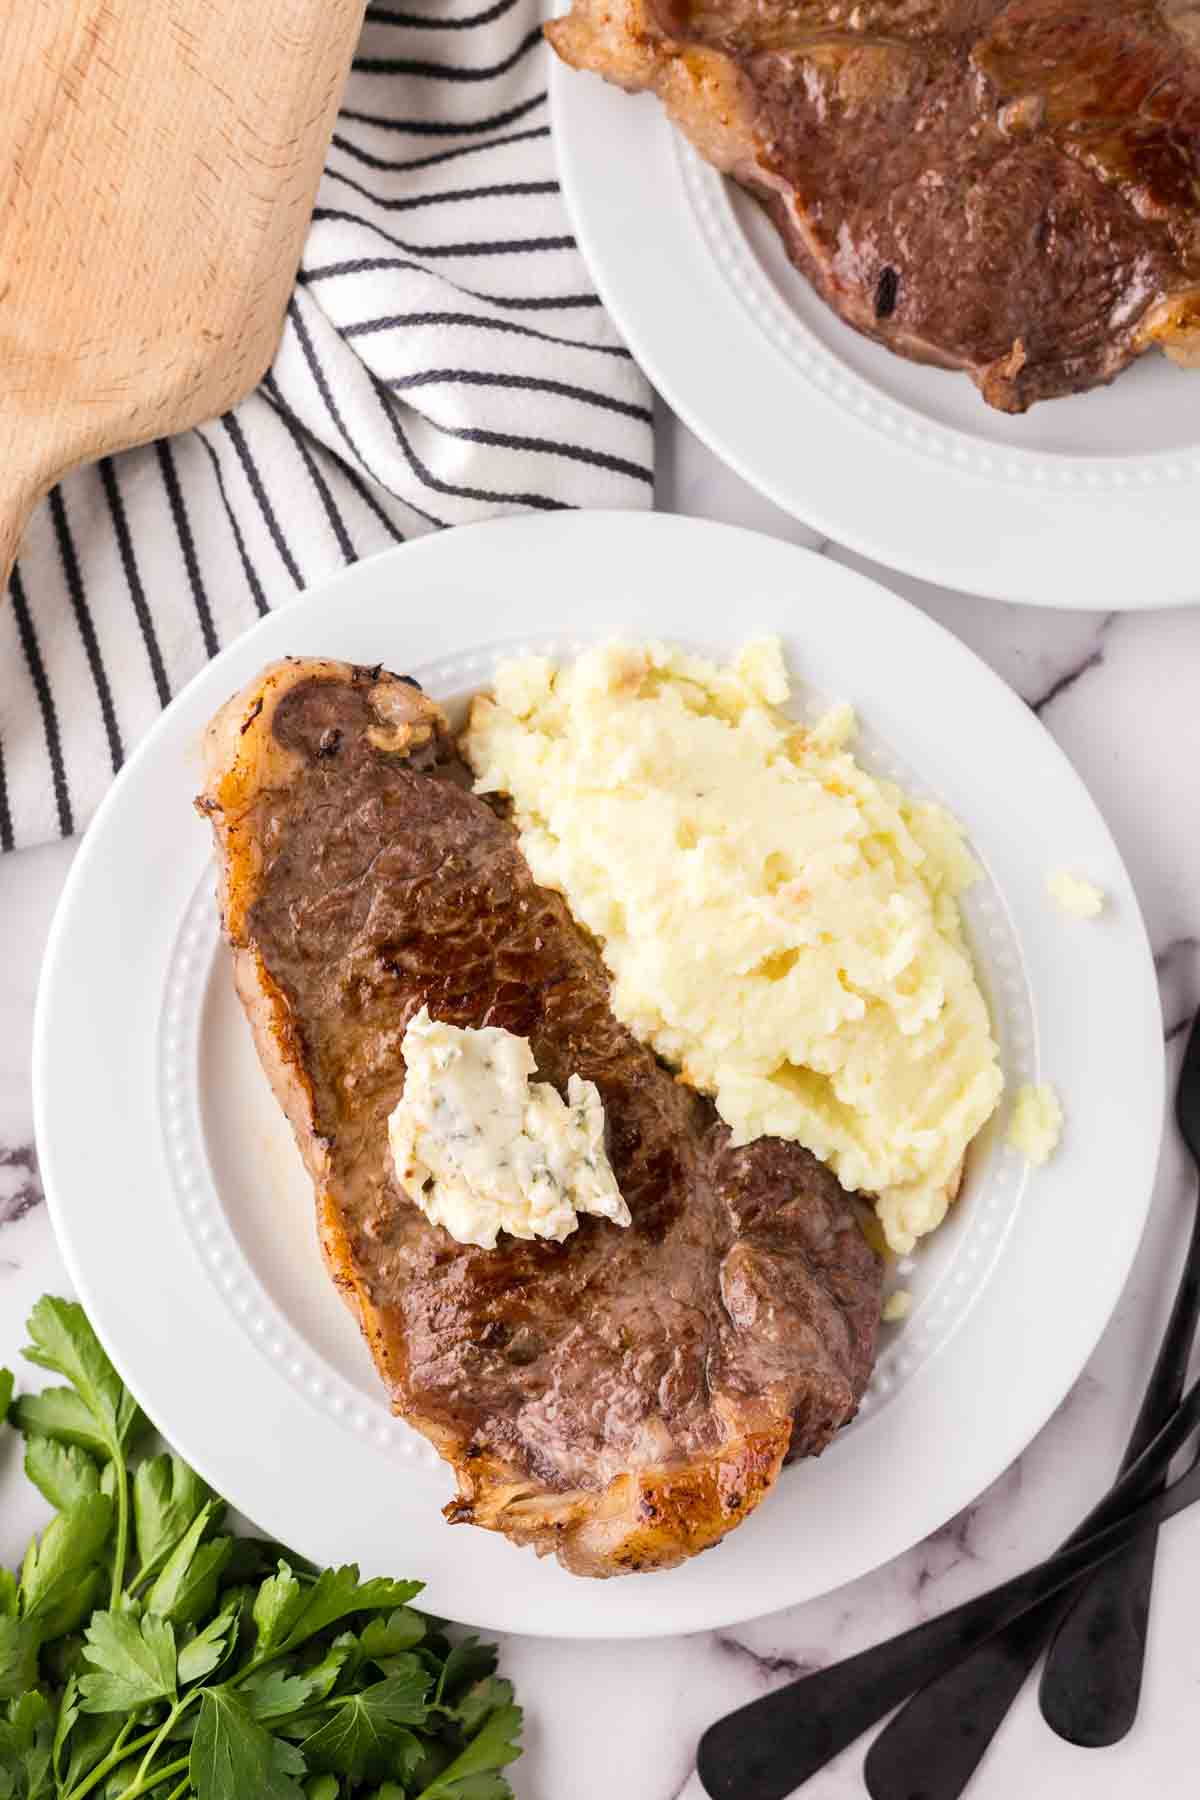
[1039,1189,1200,1746]
[861,1589,1075,1800]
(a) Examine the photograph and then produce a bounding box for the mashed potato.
[464,639,1004,1254]
[1008,1084,1063,1165]
[1047,869,1105,919]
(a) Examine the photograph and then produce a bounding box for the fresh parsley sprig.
[0,1298,523,1800]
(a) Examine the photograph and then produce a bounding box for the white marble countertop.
[3,413,1200,1800]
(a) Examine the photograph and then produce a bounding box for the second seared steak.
[548,0,1200,412]
[199,659,881,1577]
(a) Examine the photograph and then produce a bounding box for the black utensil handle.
[698,1473,1196,1800]
[861,1589,1075,1800]
[865,1191,1200,1796]
[1038,1528,1161,1748]
[1039,1192,1200,1747]
[696,1378,1200,1800]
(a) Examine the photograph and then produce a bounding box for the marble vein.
[713,1632,818,1683]
[0,1144,43,1228]
[1029,646,1104,716]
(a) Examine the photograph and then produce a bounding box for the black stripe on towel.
[339,90,546,137]
[49,487,124,774]
[325,165,558,214]
[99,459,170,708]
[345,307,631,358]
[302,255,601,313]
[156,440,219,660]
[354,24,543,79]
[10,566,73,838]
[366,0,521,28]
[330,124,549,175]
[371,379,564,511]
[412,412,654,485]
[220,414,304,588]
[196,433,271,617]
[262,377,358,563]
[385,367,653,423]
[311,206,573,259]
[329,457,411,544]
[287,297,445,531]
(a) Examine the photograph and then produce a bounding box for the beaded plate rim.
[677,138,1200,496]
[160,632,1036,1461]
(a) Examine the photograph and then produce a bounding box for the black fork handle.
[1039,1185,1200,1746]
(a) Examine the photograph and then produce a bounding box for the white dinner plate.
[550,59,1200,609]
[35,514,1163,1638]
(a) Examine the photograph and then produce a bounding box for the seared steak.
[199,659,881,1577]
[547,0,1200,411]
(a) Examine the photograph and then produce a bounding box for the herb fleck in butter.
[389,1007,631,1249]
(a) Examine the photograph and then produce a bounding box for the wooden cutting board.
[0,0,366,588]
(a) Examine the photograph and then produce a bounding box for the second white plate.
[550,63,1200,608]
[35,514,1163,1637]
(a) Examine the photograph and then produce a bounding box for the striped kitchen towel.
[0,0,653,853]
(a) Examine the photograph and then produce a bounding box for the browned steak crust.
[547,0,1200,411]
[199,659,882,1577]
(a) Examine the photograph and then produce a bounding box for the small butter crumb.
[1047,869,1105,919]
[882,1290,913,1323]
[1008,1083,1063,1165]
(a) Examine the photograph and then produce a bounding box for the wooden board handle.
[0,456,56,596]
[0,0,368,602]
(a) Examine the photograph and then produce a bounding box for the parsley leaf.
[49,1674,78,1786]
[0,1369,12,1424]
[415,1700,523,1799]
[27,1567,105,1649]
[0,1621,39,1706]
[57,1708,126,1797]
[23,1436,100,1511]
[303,1778,340,1800]
[251,1563,307,1658]
[177,1605,240,1688]
[143,1504,232,1626]
[222,1535,316,1587]
[18,1494,112,1626]
[133,1453,216,1581]
[360,1607,427,1668]
[190,1688,307,1800]
[299,1669,431,1781]
[453,1677,516,1738]
[12,1389,112,1460]
[436,1637,498,1706]
[0,1692,54,1800]
[242,1637,353,1722]
[78,1610,177,1713]
[21,1299,142,1454]
[240,1668,326,1723]
[275,1567,424,1656]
